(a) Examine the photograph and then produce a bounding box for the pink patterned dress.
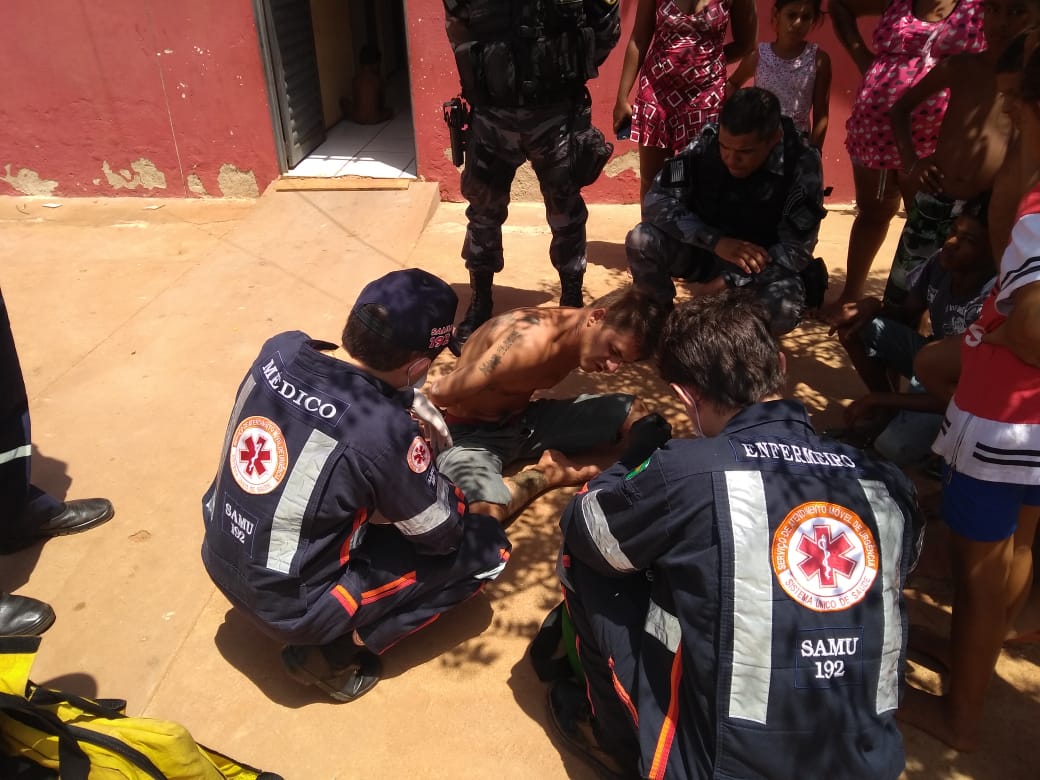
[844,0,986,170]
[630,0,731,152]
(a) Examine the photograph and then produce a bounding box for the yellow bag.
[0,636,282,780]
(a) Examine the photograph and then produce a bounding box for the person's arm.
[723,0,758,64]
[614,0,657,133]
[369,426,466,556]
[889,59,956,194]
[585,0,623,66]
[983,280,1040,367]
[767,143,825,274]
[560,449,706,577]
[809,48,832,150]
[726,47,758,97]
[830,0,889,75]
[844,389,949,426]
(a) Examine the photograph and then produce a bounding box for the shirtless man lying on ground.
[429,287,671,524]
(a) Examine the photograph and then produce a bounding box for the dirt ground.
[0,190,1037,779]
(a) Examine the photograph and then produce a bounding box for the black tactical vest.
[445,0,597,106]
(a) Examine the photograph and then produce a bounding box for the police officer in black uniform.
[552,289,922,779]
[443,0,622,345]
[0,287,114,636]
[627,87,826,335]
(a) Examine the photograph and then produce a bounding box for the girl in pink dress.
[614,0,758,202]
[827,0,986,312]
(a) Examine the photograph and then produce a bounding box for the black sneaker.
[281,642,381,702]
[547,679,633,779]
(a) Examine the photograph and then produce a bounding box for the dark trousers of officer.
[0,289,59,532]
[626,222,807,334]
[461,102,589,279]
[562,557,646,772]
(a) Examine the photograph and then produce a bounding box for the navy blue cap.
[352,269,458,352]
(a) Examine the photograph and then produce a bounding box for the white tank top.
[754,42,817,133]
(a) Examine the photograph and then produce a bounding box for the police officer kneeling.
[201,269,510,702]
[627,87,826,335]
[555,289,922,778]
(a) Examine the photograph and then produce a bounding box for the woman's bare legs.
[832,164,904,305]
[638,144,673,205]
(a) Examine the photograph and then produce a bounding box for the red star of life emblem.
[407,436,431,473]
[796,525,857,587]
[239,434,271,477]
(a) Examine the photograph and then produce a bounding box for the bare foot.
[907,624,952,671]
[536,449,601,488]
[897,686,981,752]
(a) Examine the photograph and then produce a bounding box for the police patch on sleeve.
[230,416,289,495]
[772,502,878,612]
[407,436,432,473]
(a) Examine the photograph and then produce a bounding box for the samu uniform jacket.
[561,400,923,780]
[202,331,510,654]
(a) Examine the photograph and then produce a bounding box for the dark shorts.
[437,393,635,505]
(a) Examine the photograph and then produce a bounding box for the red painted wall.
[410,0,872,205]
[0,0,278,198]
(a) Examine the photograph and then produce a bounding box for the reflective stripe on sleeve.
[396,479,455,537]
[0,444,31,465]
[265,428,338,574]
[725,470,773,725]
[207,375,257,518]
[580,489,636,573]
[645,598,681,653]
[859,478,906,714]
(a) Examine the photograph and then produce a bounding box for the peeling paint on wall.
[1,165,58,195]
[186,173,209,197]
[216,164,259,198]
[102,159,168,190]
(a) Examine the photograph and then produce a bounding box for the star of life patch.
[230,415,288,495]
[772,501,879,613]
[407,436,432,473]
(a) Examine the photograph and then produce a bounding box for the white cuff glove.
[411,390,453,456]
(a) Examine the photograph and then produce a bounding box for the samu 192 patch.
[794,627,863,689]
[407,436,432,473]
[230,416,288,495]
[771,501,878,612]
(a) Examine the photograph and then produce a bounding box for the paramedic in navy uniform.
[554,289,923,778]
[201,269,510,702]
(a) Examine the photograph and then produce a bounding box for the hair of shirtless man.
[428,287,670,524]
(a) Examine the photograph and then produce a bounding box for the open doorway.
[254,0,416,179]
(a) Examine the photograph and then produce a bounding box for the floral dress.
[844,0,986,170]
[631,0,731,152]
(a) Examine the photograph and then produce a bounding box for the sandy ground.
[0,189,1037,779]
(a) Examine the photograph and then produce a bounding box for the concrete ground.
[0,188,1037,779]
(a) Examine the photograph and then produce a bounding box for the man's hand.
[905,156,944,195]
[411,391,453,456]
[714,237,770,275]
[827,296,882,335]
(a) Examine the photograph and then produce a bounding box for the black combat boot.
[450,270,494,356]
[559,272,584,308]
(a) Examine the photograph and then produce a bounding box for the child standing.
[897,45,1040,753]
[727,0,832,149]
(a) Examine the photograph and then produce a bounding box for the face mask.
[402,361,429,391]
[690,395,705,438]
